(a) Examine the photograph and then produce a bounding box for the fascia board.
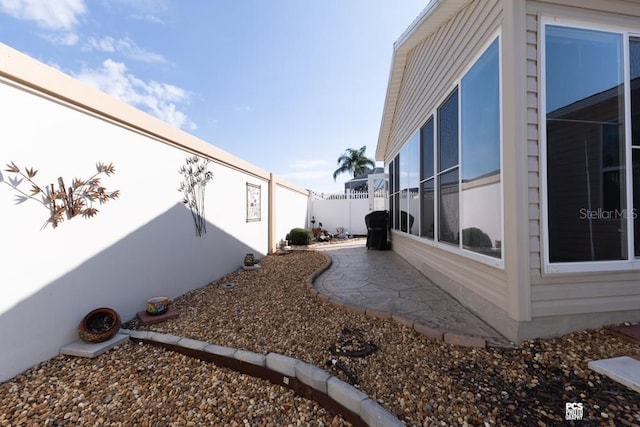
[375,0,471,162]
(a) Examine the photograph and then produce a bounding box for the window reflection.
[439,169,459,244]
[439,90,459,172]
[420,118,435,240]
[438,90,460,246]
[460,38,501,258]
[421,179,434,238]
[546,25,626,262]
[632,38,640,257]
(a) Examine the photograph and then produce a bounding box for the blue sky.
[0,0,427,193]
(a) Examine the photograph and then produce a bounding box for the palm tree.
[332,145,376,181]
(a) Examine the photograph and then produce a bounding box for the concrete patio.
[313,239,513,348]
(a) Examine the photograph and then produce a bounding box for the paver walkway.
[313,239,512,348]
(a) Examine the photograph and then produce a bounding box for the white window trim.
[540,17,640,274]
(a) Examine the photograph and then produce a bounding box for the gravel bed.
[2,249,640,426]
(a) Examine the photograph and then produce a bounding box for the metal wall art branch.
[4,161,120,229]
[178,155,213,237]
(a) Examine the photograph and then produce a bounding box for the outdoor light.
[311,216,316,227]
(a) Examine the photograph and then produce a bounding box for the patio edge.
[310,252,487,349]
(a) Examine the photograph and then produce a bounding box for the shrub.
[288,228,313,245]
[462,227,492,248]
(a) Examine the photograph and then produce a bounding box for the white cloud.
[235,105,252,113]
[43,30,80,46]
[0,0,86,30]
[84,36,167,63]
[74,59,197,131]
[105,0,167,24]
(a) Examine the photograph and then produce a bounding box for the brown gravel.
[2,249,640,426]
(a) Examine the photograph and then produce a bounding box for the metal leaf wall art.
[178,155,213,237]
[4,161,120,229]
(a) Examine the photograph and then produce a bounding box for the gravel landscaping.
[2,249,640,426]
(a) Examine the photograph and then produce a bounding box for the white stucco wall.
[0,44,304,382]
[274,182,309,245]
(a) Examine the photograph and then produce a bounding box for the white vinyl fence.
[309,190,388,236]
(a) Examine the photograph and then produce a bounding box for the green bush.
[462,227,492,248]
[288,228,313,245]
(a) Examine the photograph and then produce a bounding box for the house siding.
[526,1,640,324]
[385,0,515,338]
[381,0,640,341]
[387,0,502,159]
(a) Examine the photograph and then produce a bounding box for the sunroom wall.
[383,0,519,339]
[523,1,640,336]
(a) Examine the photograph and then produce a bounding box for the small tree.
[332,145,375,181]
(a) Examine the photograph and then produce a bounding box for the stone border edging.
[309,251,487,349]
[121,329,404,427]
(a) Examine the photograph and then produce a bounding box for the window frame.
[540,17,640,274]
[387,32,504,269]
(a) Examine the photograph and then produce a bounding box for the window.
[460,38,501,258]
[420,118,435,239]
[389,155,400,230]
[630,38,640,257]
[544,24,627,264]
[397,133,420,234]
[387,35,502,265]
[437,90,460,245]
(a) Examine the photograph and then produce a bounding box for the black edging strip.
[131,337,367,427]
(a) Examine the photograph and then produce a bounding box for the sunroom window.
[544,24,627,263]
[438,90,460,245]
[387,35,502,265]
[460,38,501,258]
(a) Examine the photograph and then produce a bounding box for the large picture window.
[460,38,501,258]
[387,35,502,265]
[544,24,627,264]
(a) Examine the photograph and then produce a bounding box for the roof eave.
[375,0,471,162]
